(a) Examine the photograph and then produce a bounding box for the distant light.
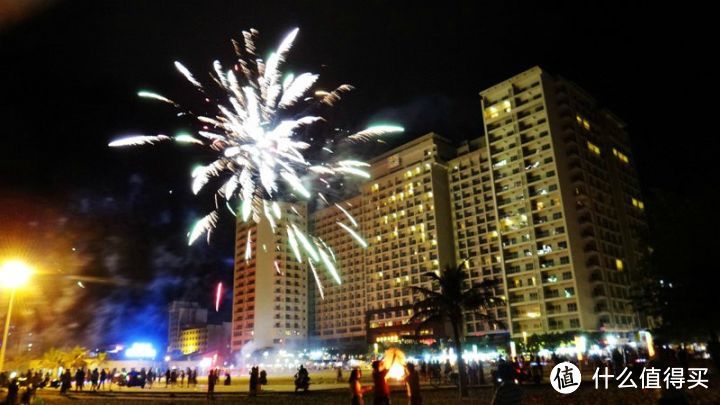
[199,357,212,368]
[77,281,85,289]
[164,355,171,362]
[606,335,618,346]
[109,345,123,353]
[125,343,157,359]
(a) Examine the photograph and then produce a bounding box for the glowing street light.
[0,260,33,372]
[0,260,32,289]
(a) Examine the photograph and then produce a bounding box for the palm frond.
[407,285,443,299]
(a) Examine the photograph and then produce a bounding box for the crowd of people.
[346,360,423,405]
[1,342,712,404]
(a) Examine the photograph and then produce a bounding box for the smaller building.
[177,322,232,357]
[178,327,208,355]
[168,301,208,353]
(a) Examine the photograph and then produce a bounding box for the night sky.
[0,1,716,345]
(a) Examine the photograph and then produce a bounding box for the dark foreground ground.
[17,381,719,404]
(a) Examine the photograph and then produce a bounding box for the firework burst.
[110,28,403,292]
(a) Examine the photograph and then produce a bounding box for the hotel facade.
[230,203,309,352]
[233,66,647,351]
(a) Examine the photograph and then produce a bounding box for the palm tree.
[408,263,502,397]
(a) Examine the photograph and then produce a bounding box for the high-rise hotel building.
[234,66,647,349]
[230,202,309,352]
[363,135,457,343]
[474,66,646,337]
[310,195,366,346]
[311,134,457,345]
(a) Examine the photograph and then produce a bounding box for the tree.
[408,263,502,397]
[63,346,89,369]
[39,347,67,372]
[91,352,108,369]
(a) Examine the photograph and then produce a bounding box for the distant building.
[231,202,309,353]
[177,322,232,356]
[177,327,207,355]
[167,301,207,353]
[206,322,232,355]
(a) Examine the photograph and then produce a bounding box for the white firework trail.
[317,238,337,262]
[337,221,368,248]
[244,230,252,262]
[318,246,341,285]
[137,91,176,105]
[109,27,403,295]
[335,203,358,227]
[346,125,405,142]
[308,259,324,300]
[175,133,204,145]
[187,211,219,246]
[287,227,303,263]
[274,260,282,275]
[317,193,330,206]
[108,135,170,147]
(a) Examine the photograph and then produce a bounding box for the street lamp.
[0,260,33,372]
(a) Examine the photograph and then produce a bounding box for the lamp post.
[0,260,33,372]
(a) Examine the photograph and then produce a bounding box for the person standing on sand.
[371,360,390,405]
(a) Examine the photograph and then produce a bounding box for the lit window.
[583,119,591,130]
[576,114,582,125]
[486,106,499,119]
[586,141,601,155]
[631,198,645,210]
[615,259,624,271]
[503,100,512,113]
[612,148,630,163]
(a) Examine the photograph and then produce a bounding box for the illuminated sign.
[125,343,157,359]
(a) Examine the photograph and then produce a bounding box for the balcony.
[508,294,524,304]
[544,290,560,299]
